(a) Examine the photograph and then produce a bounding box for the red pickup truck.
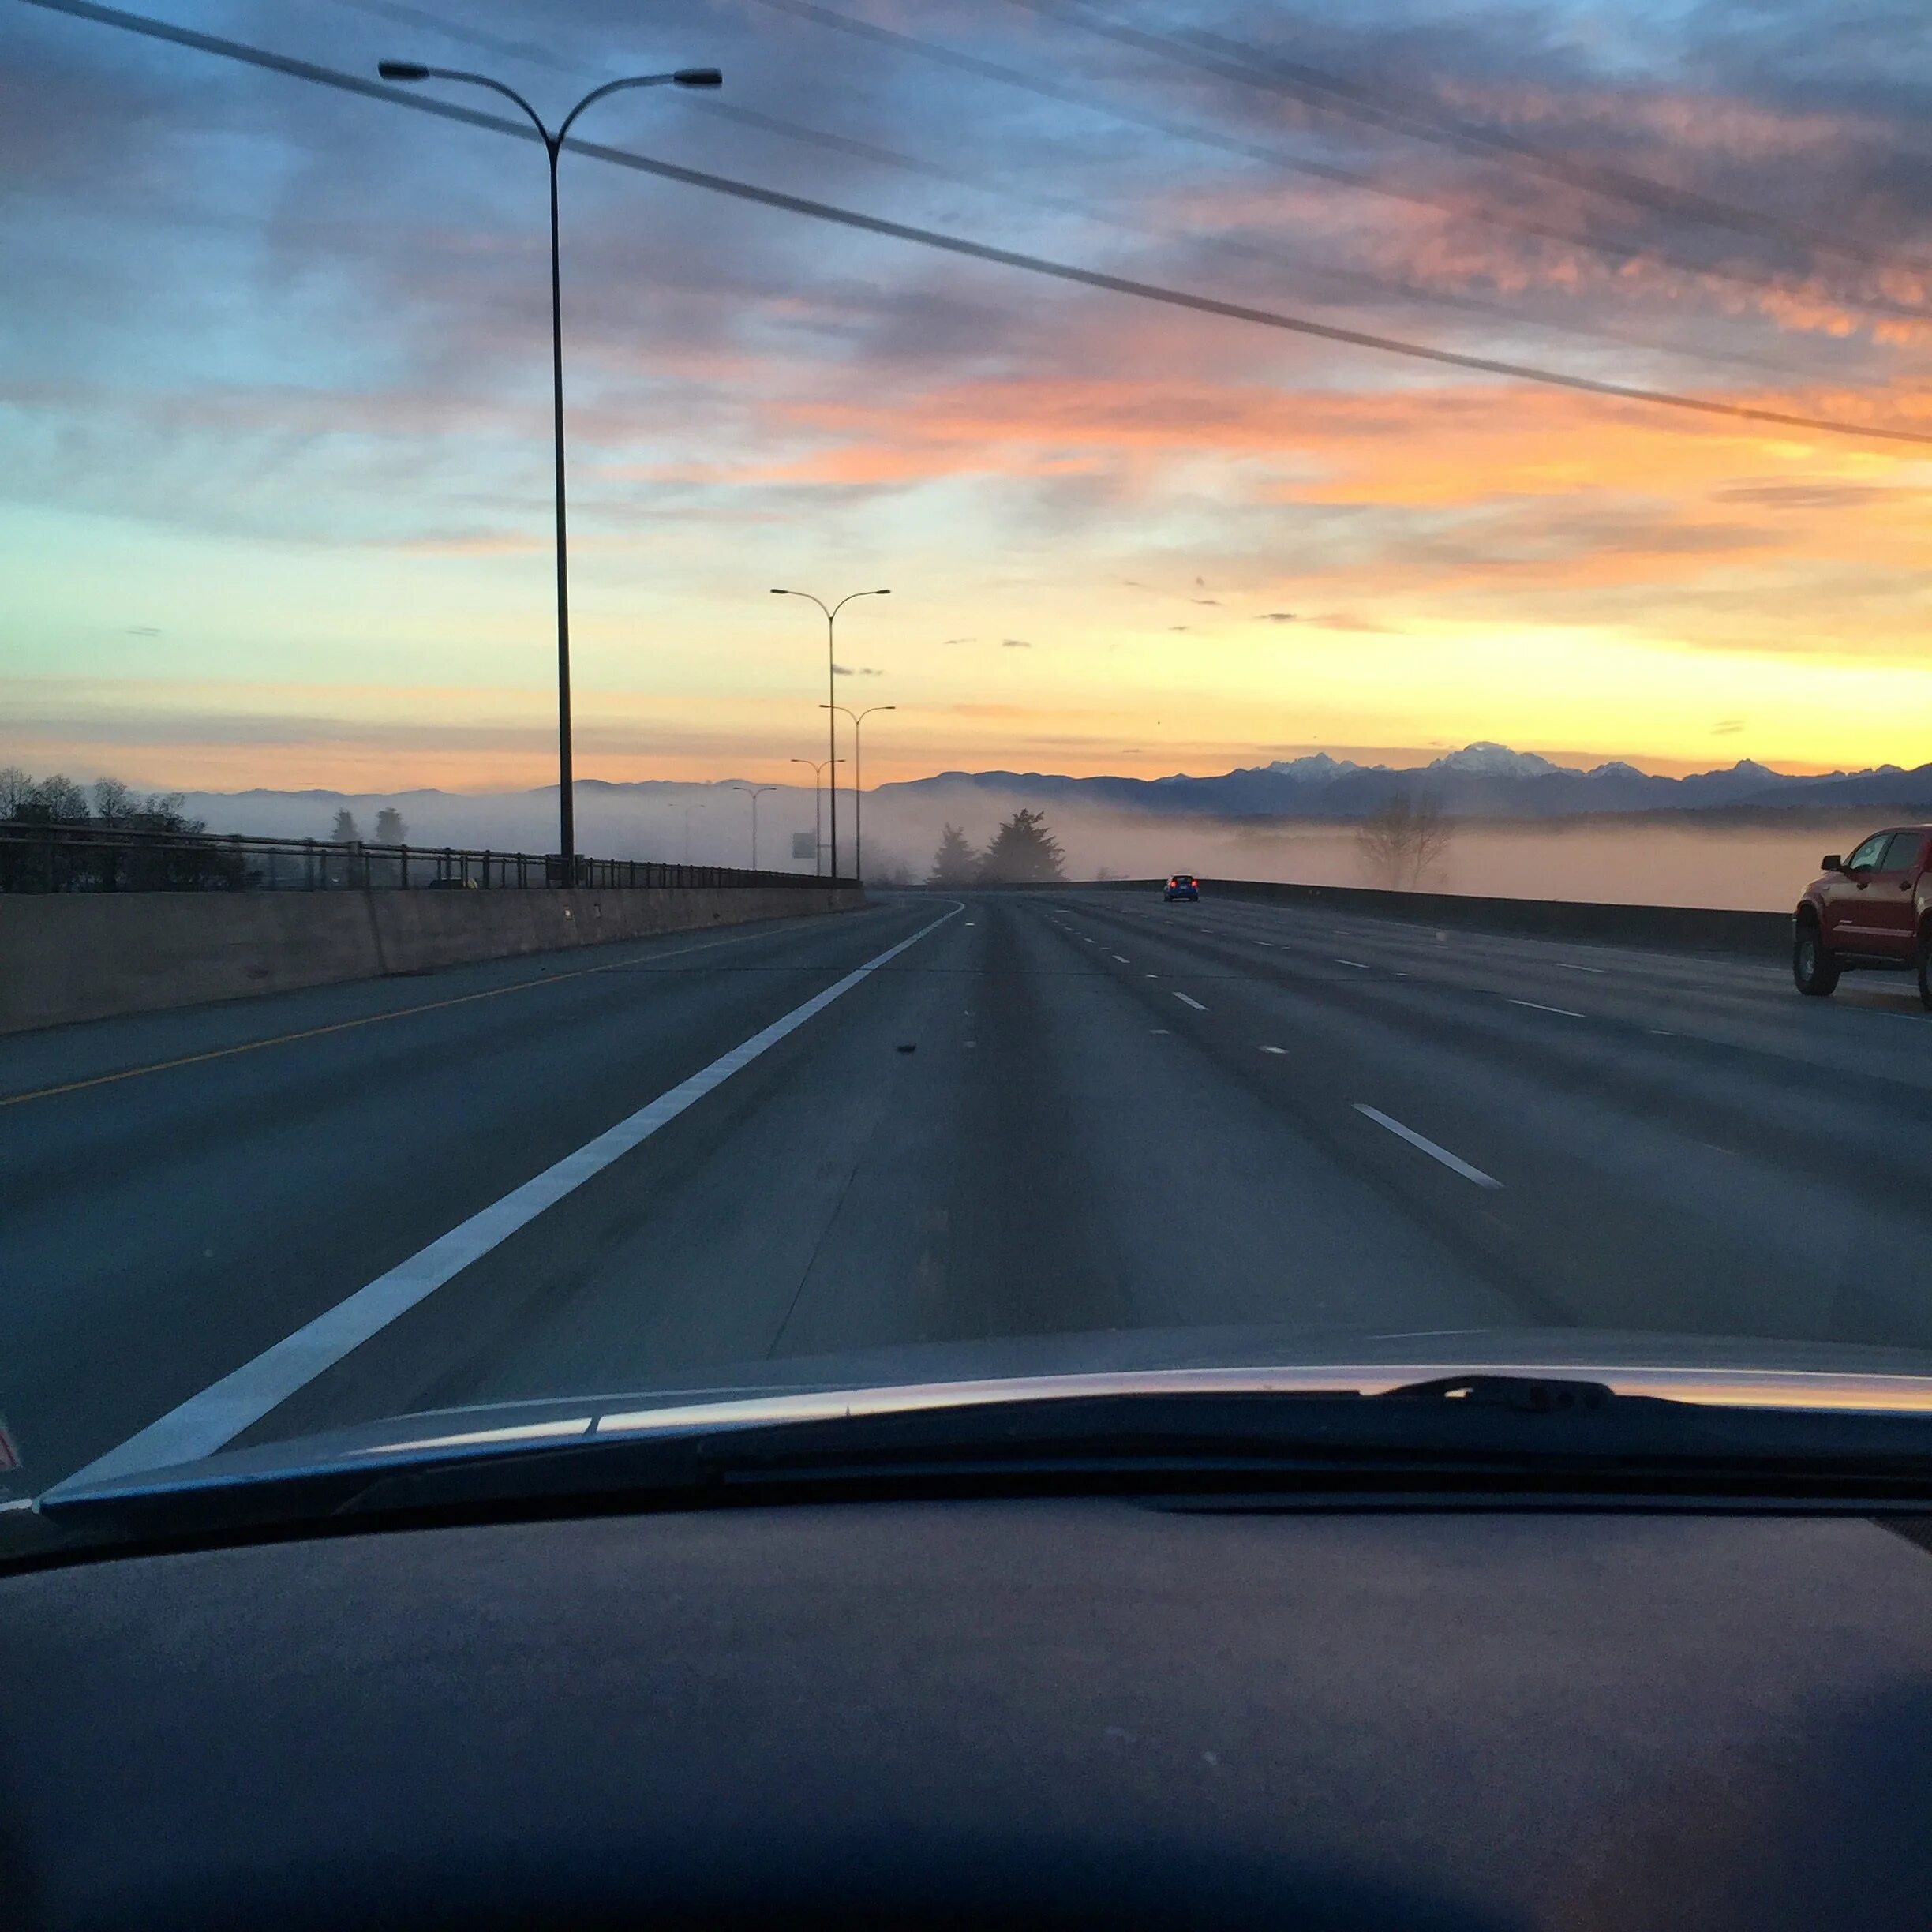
[1792,825,1932,1008]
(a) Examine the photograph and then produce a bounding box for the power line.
[314,0,1830,381]
[24,0,1932,447]
[324,0,1825,376]
[746,0,1932,325]
[695,99,1826,385]
[1018,0,1932,283]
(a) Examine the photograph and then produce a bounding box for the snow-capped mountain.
[1262,753,1376,782]
[1427,742,1561,779]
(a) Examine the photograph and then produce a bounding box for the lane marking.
[1334,958,1370,970]
[1354,1105,1502,1189]
[1149,1028,1171,1034]
[0,918,870,1113]
[1558,964,1606,974]
[1172,992,1208,1011]
[53,903,964,1491]
[1255,940,1275,947]
[1144,972,1159,979]
[1260,1045,1287,1055]
[1113,954,1130,964]
[1511,998,1584,1018]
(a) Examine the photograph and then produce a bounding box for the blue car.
[1163,873,1200,902]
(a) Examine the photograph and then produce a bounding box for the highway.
[4,887,1930,1500]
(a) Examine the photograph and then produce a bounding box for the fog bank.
[176,782,1911,914]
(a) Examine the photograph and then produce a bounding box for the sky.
[5,0,1932,794]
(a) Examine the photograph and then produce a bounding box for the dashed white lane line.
[1113,954,1130,964]
[1172,992,1208,1011]
[1558,964,1606,974]
[53,902,967,1490]
[1260,1045,1287,1055]
[1334,958,1371,970]
[1149,1028,1171,1035]
[1255,940,1275,947]
[1354,1106,1503,1189]
[1511,998,1584,1018]
[1144,972,1159,979]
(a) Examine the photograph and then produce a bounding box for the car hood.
[36,1322,1932,1510]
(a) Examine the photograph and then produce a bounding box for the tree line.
[0,766,242,892]
[927,810,1065,886]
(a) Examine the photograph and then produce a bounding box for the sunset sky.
[6,0,1932,793]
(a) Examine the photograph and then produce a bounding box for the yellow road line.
[0,924,814,1111]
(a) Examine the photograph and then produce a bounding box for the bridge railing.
[0,821,844,894]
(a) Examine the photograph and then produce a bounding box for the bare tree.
[92,777,139,826]
[1356,793,1454,891]
[0,767,33,819]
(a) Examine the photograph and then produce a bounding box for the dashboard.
[3,1499,1929,1928]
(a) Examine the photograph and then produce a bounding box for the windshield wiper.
[20,1376,1932,1563]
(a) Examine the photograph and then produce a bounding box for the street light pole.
[790,757,842,876]
[820,704,895,882]
[770,586,888,881]
[728,784,777,869]
[379,58,721,882]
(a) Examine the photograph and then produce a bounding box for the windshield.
[5,0,1932,1531]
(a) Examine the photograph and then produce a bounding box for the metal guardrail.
[0,821,844,895]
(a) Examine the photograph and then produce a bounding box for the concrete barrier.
[1062,878,1792,957]
[0,886,864,1035]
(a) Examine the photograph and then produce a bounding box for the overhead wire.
[1016,0,1932,282]
[328,0,1833,376]
[22,0,1932,447]
[745,0,1932,324]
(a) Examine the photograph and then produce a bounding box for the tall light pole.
[771,587,888,880]
[790,757,843,877]
[820,704,895,882]
[380,58,722,882]
[728,784,777,869]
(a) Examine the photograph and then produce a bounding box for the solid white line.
[1172,991,1208,1011]
[54,904,964,1492]
[1511,998,1584,1018]
[1334,958,1370,970]
[1354,1105,1502,1189]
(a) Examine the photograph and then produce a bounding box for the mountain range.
[875,743,1932,822]
[163,743,1932,858]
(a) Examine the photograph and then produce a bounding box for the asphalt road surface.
[5,888,1930,1498]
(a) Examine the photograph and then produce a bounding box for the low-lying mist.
[863,792,1884,914]
[181,783,1908,915]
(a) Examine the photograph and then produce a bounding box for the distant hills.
[167,743,1932,859]
[876,743,1932,822]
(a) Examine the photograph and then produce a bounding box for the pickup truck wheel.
[1917,930,1932,1011]
[1793,921,1840,997]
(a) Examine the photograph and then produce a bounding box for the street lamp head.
[873,588,891,596]
[378,60,431,80]
[673,68,724,88]
[769,587,790,596]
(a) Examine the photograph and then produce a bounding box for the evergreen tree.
[374,807,406,845]
[330,808,361,844]
[927,823,979,886]
[976,809,1064,884]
